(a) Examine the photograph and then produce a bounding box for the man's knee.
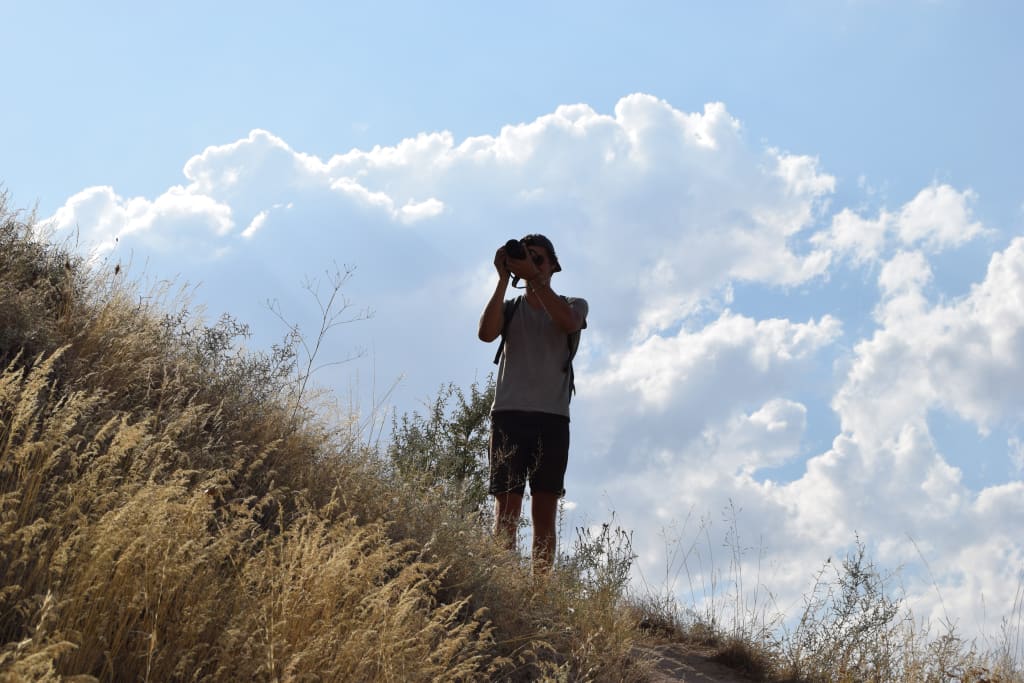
[495,492,523,517]
[531,491,560,523]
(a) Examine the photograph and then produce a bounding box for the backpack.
[492,295,585,395]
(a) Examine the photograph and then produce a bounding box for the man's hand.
[506,253,541,282]
[493,246,511,280]
[481,245,513,342]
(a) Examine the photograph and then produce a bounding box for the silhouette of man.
[478,234,588,571]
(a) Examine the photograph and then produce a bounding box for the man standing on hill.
[478,234,588,572]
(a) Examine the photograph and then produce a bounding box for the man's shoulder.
[562,296,588,330]
[563,296,589,314]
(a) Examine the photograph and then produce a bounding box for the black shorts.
[489,410,570,497]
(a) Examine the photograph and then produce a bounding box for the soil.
[635,642,758,683]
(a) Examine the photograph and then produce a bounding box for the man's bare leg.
[494,492,523,552]
[531,491,560,572]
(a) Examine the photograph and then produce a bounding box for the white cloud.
[577,197,1017,639]
[774,238,1024,634]
[878,250,932,297]
[327,95,835,340]
[242,210,268,239]
[812,184,985,265]
[815,207,891,265]
[589,311,841,412]
[398,197,445,224]
[184,129,329,197]
[896,184,985,251]
[45,185,234,255]
[327,176,444,224]
[707,398,809,476]
[775,152,836,199]
[851,238,1024,434]
[46,94,839,351]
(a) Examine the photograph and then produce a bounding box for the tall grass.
[631,506,1024,682]
[0,193,646,681]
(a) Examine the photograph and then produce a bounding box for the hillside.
[0,194,662,680]
[2,194,1022,682]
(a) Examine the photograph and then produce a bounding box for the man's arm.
[478,246,511,342]
[528,279,584,334]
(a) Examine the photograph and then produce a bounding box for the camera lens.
[505,239,526,260]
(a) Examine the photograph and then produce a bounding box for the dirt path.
[635,642,756,683]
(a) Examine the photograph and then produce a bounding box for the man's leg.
[531,491,560,572]
[494,492,523,552]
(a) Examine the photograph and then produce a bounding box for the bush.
[388,379,494,517]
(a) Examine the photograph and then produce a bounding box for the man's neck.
[525,279,550,308]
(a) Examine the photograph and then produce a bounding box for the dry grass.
[628,520,1024,683]
[0,194,648,681]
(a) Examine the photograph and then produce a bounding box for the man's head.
[521,234,562,274]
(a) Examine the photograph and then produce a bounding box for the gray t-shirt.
[492,295,589,419]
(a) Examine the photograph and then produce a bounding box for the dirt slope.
[637,643,757,683]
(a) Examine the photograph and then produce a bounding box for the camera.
[504,239,527,260]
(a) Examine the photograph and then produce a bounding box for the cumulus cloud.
[841,238,1024,437]
[812,184,986,265]
[775,237,1024,631]
[817,208,891,265]
[46,95,839,347]
[878,250,932,297]
[45,185,233,255]
[797,235,1023,523]
[896,185,985,251]
[45,129,449,262]
[703,398,809,476]
[589,311,841,413]
[599,229,1024,630]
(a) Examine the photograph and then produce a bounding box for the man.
[477,234,588,571]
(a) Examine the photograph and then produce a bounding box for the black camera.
[504,239,527,260]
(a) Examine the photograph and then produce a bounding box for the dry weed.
[1,201,649,681]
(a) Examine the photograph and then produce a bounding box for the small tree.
[388,377,495,516]
[783,536,904,681]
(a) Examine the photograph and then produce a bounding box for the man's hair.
[521,234,562,273]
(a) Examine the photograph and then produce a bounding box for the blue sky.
[4,1,1023,641]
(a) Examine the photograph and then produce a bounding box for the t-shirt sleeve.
[570,297,589,329]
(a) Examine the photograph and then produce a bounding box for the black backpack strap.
[563,296,587,396]
[492,296,523,365]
